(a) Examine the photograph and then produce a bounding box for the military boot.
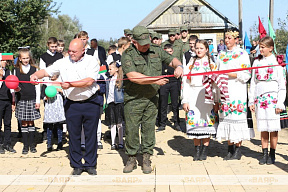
[142,153,152,174]
[123,156,137,173]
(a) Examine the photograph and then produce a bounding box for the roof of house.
[137,0,237,29]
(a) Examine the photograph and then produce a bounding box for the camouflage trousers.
[124,95,158,155]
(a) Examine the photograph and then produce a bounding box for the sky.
[52,0,288,41]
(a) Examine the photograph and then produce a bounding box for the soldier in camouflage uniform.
[150,32,161,46]
[121,26,183,174]
[175,26,190,56]
[161,29,183,62]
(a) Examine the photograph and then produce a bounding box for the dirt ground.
[0,101,288,192]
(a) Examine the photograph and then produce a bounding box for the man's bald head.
[68,39,85,62]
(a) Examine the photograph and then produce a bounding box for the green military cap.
[176,28,180,35]
[132,26,151,46]
[151,32,161,39]
[168,29,176,35]
[180,26,188,32]
[124,29,132,35]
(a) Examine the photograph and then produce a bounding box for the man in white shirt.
[30,39,100,176]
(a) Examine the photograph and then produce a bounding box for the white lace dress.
[215,47,255,143]
[248,54,286,132]
[181,56,218,139]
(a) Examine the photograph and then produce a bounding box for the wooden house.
[138,0,238,51]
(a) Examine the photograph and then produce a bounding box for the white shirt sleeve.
[39,58,50,84]
[181,64,191,104]
[276,66,286,109]
[248,64,256,107]
[35,82,41,104]
[45,60,61,77]
[182,54,186,67]
[0,70,5,88]
[236,51,251,83]
[106,54,113,65]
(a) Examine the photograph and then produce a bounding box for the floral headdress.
[226,31,239,39]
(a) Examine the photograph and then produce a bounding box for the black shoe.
[111,144,117,150]
[72,168,83,176]
[4,145,16,153]
[98,142,103,149]
[81,145,86,152]
[85,167,97,175]
[156,126,165,132]
[17,132,22,138]
[47,146,53,152]
[200,146,208,160]
[231,147,242,160]
[56,142,63,151]
[224,145,235,160]
[42,132,47,141]
[30,146,37,153]
[0,144,5,154]
[22,146,29,155]
[267,148,276,165]
[259,148,268,165]
[193,146,201,161]
[118,144,124,150]
[174,122,181,131]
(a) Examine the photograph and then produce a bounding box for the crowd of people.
[0,25,286,176]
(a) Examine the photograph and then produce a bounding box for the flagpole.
[269,0,274,27]
[238,0,243,38]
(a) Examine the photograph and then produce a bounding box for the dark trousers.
[158,81,180,127]
[64,98,100,168]
[0,100,12,146]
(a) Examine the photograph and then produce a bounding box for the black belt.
[68,93,98,103]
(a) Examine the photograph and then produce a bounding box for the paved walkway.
[0,107,287,192]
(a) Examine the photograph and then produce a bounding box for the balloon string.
[2,63,287,84]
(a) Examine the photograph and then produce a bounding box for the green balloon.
[45,86,57,98]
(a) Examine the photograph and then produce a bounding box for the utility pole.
[269,0,274,27]
[238,0,243,38]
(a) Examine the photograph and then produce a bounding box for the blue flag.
[244,32,252,54]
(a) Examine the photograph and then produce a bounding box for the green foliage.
[249,14,288,55]
[0,0,59,58]
[97,37,118,51]
[275,16,288,55]
[35,14,82,59]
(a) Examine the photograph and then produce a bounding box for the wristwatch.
[177,65,184,69]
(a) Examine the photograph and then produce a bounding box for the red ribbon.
[1,63,287,84]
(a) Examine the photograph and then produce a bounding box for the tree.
[37,14,82,57]
[97,38,118,51]
[249,15,288,54]
[0,0,58,57]
[275,15,288,54]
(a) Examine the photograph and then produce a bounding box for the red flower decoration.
[267,68,273,74]
[260,100,269,109]
[237,104,244,112]
[223,58,229,63]
[276,55,284,66]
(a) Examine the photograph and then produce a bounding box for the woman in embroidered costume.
[249,37,286,165]
[181,40,218,161]
[216,28,255,160]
